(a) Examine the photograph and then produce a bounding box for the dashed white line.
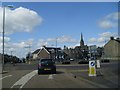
[11,70,37,89]
[48,74,56,79]
[0,75,12,80]
[48,75,54,79]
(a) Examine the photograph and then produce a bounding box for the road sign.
[89,60,96,76]
[91,62,95,66]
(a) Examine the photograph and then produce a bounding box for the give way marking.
[11,70,37,89]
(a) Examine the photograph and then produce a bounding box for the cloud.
[0,7,43,34]
[13,39,34,48]
[57,35,78,43]
[0,36,11,42]
[98,12,119,29]
[99,32,117,38]
[37,39,48,47]
[89,38,97,43]
[37,35,78,47]
[99,20,115,29]
[97,37,106,43]
[88,32,117,45]
[106,12,120,20]
[47,35,78,43]
[0,38,35,58]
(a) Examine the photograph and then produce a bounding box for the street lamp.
[2,5,14,72]
[55,38,58,60]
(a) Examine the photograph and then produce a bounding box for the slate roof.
[32,49,41,54]
[115,38,120,43]
[44,47,61,54]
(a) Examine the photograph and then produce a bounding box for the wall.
[104,40,120,60]
[38,49,50,59]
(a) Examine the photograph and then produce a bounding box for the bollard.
[96,60,100,68]
[88,60,96,76]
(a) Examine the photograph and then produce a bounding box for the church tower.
[80,33,84,47]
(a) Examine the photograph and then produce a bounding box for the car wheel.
[52,69,56,74]
[38,70,41,75]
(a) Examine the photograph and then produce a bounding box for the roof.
[44,47,61,54]
[115,38,120,43]
[32,49,41,54]
[104,38,120,47]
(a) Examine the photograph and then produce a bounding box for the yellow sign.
[89,60,96,76]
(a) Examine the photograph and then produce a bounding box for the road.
[1,60,119,89]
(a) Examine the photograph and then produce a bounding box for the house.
[88,45,97,58]
[88,45,103,59]
[102,37,120,60]
[32,49,41,60]
[33,46,63,61]
[63,33,89,60]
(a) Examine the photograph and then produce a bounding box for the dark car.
[62,60,70,64]
[78,60,89,64]
[38,59,56,74]
[101,59,110,63]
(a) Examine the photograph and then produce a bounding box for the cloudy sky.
[0,2,119,58]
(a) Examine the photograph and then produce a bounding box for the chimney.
[42,45,46,48]
[116,37,120,40]
[116,37,120,41]
[110,37,114,40]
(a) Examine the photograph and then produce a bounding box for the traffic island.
[68,67,118,88]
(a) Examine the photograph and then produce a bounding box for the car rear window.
[40,59,54,65]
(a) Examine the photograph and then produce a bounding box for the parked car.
[62,60,70,64]
[101,59,110,63]
[78,60,89,64]
[38,59,56,74]
[70,58,74,61]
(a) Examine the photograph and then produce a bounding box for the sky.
[0,2,119,58]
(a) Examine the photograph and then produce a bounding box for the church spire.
[81,33,83,41]
[80,33,84,46]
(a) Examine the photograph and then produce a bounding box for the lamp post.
[55,38,58,60]
[2,5,14,72]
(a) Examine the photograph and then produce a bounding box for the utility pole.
[2,6,5,70]
[24,44,32,64]
[10,50,13,62]
[2,5,14,73]
[24,44,32,54]
[55,38,58,60]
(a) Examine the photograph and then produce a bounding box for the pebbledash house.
[102,37,120,60]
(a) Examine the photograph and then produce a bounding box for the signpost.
[89,60,96,76]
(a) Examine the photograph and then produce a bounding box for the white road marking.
[0,75,12,80]
[11,70,37,89]
[48,74,54,79]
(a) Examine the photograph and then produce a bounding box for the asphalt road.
[1,60,119,89]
